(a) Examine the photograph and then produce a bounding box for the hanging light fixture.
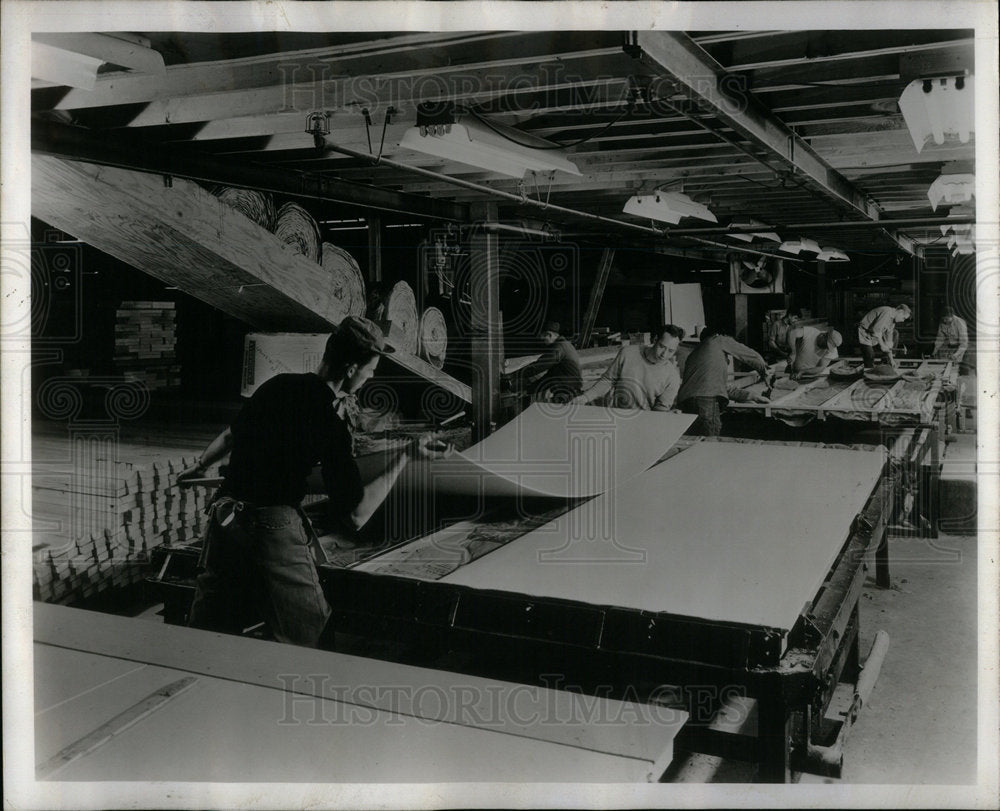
[927,172,975,210]
[898,74,975,152]
[399,118,581,179]
[816,247,850,262]
[622,192,717,225]
[724,218,781,243]
[779,237,821,255]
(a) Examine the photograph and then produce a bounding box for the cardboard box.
[241,332,331,397]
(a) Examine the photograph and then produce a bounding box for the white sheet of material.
[403,403,694,499]
[34,605,687,782]
[442,442,885,631]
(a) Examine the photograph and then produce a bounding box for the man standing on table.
[857,303,911,369]
[677,327,770,436]
[933,306,969,367]
[787,326,843,378]
[520,320,583,403]
[570,325,685,411]
[181,316,442,647]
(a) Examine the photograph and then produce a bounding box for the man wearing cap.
[181,316,442,648]
[677,327,770,437]
[857,303,911,369]
[933,306,969,365]
[520,320,583,403]
[570,325,685,411]
[786,326,843,378]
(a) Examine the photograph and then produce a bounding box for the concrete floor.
[809,431,981,784]
[817,532,979,784]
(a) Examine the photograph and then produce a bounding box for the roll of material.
[213,187,276,231]
[275,202,321,263]
[418,306,448,368]
[384,281,419,355]
[321,243,367,321]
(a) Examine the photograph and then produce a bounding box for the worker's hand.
[569,394,588,406]
[952,351,964,362]
[410,433,454,460]
[752,393,771,404]
[177,461,207,482]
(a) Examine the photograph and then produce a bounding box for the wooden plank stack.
[32,456,210,604]
[114,301,181,390]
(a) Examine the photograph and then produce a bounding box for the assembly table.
[319,438,896,782]
[726,357,959,540]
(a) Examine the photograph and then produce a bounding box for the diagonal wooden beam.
[31,119,467,222]
[633,32,917,255]
[579,248,615,349]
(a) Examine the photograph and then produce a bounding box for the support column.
[734,294,749,345]
[470,202,502,441]
[816,261,827,317]
[366,214,383,285]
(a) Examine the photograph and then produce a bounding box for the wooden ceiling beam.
[704,30,972,72]
[34,31,627,111]
[634,31,922,254]
[736,43,973,92]
[808,129,975,169]
[43,51,636,131]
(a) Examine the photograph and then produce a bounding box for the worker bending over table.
[520,320,583,403]
[857,303,911,369]
[678,327,770,436]
[787,326,843,378]
[179,316,444,648]
[571,324,685,410]
[933,306,969,367]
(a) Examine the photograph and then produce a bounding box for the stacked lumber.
[32,456,210,604]
[114,301,181,390]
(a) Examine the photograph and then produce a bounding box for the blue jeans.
[188,501,332,647]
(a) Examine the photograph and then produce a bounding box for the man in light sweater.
[857,303,911,369]
[571,325,685,411]
[677,327,770,436]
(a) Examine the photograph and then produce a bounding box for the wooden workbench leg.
[755,688,791,783]
[875,530,891,588]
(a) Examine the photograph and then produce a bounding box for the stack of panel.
[32,456,210,604]
[114,301,181,390]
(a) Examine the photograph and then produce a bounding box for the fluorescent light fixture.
[927,172,975,210]
[940,222,973,237]
[399,121,581,179]
[898,75,974,152]
[622,192,717,224]
[779,238,821,255]
[816,247,850,262]
[725,219,781,243]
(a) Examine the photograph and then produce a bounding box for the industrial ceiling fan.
[739,256,776,289]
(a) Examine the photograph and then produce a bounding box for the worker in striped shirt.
[857,303,911,369]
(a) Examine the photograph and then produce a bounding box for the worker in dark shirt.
[521,320,583,403]
[677,326,770,436]
[181,316,443,647]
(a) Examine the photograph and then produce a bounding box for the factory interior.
[5,10,998,807]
